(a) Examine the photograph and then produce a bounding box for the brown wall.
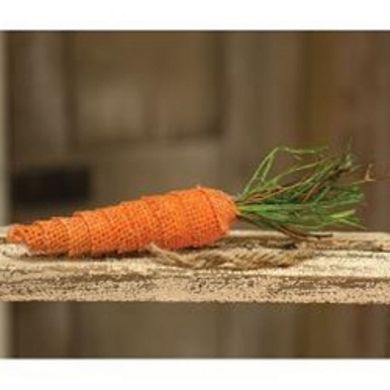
[7,32,390,357]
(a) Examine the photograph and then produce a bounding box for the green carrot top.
[236,145,376,239]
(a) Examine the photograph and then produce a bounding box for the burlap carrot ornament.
[7,146,374,257]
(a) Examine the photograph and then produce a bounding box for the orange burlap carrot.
[7,187,237,257]
[6,146,373,257]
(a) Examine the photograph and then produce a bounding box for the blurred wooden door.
[8,31,390,357]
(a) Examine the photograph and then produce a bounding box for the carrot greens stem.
[236,146,373,239]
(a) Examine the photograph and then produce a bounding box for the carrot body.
[7,187,237,257]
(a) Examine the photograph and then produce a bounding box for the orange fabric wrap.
[7,187,237,257]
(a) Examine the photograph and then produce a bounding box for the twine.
[147,242,313,270]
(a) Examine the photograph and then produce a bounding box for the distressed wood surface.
[1,230,390,304]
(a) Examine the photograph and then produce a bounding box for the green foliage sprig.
[236,146,375,239]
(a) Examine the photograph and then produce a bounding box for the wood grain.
[302,32,390,356]
[8,32,69,170]
[1,230,390,304]
[70,32,221,145]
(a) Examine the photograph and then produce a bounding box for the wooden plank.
[11,302,73,357]
[221,32,306,193]
[8,32,69,169]
[70,32,221,145]
[88,137,221,205]
[71,302,224,357]
[1,230,390,304]
[305,32,390,230]
[302,31,390,357]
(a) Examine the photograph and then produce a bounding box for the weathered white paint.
[1,230,390,304]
